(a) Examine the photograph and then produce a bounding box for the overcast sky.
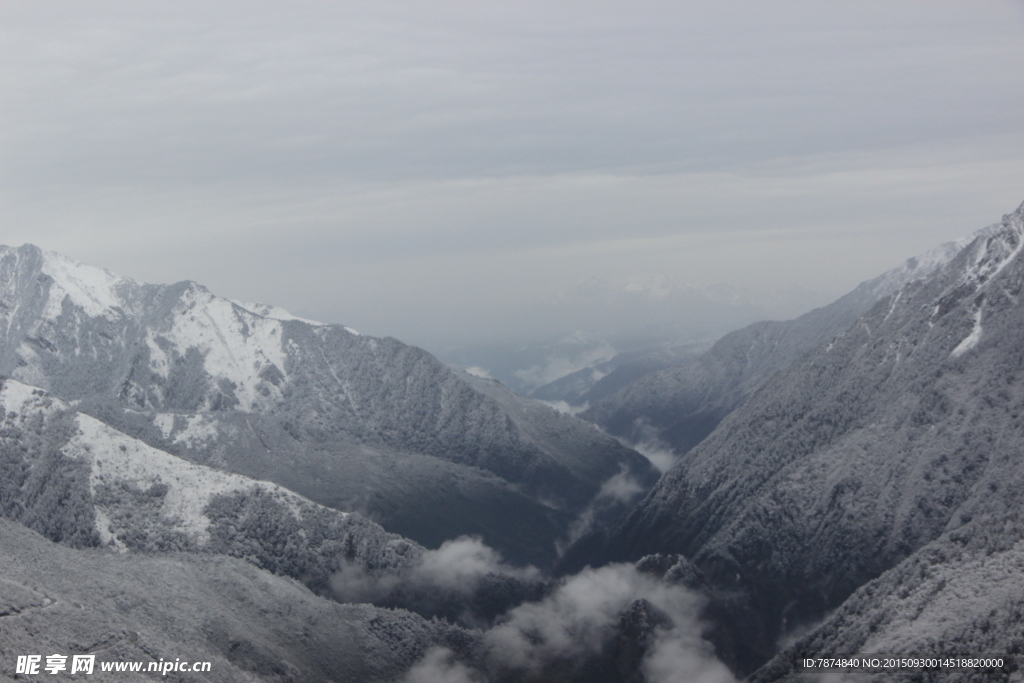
[2,1,1023,348]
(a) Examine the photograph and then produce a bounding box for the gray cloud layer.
[2,1,1023,347]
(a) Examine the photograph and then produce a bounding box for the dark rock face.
[588,205,1024,675]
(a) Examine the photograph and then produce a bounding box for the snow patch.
[153,413,175,439]
[0,379,333,547]
[952,209,1024,295]
[869,237,976,300]
[951,308,983,358]
[882,291,902,321]
[172,414,218,448]
[39,249,128,320]
[159,287,289,411]
[93,508,127,552]
[69,411,323,543]
[145,331,171,379]
[0,378,52,415]
[12,344,48,389]
[71,414,251,541]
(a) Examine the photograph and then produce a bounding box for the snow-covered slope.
[0,519,473,683]
[753,536,1024,682]
[586,203,1024,675]
[0,244,653,566]
[580,225,989,457]
[0,245,290,413]
[0,378,421,588]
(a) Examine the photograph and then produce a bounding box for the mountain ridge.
[0,243,654,566]
[578,223,990,458]
[583,201,1024,675]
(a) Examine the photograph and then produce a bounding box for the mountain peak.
[1,243,136,321]
[957,201,1024,287]
[0,242,655,567]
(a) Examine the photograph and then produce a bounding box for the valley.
[2,202,1024,681]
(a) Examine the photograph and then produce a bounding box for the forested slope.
[581,232,977,456]
[589,204,1024,676]
[0,244,654,566]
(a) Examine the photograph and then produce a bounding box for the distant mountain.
[435,279,831,396]
[581,230,977,456]
[0,244,653,567]
[552,274,830,350]
[529,342,710,407]
[582,203,1024,675]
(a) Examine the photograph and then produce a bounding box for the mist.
[624,432,680,475]
[401,563,736,683]
[331,536,546,628]
[328,533,736,681]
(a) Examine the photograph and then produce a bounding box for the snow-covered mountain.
[578,202,1024,676]
[579,228,981,457]
[0,375,725,682]
[0,378,421,586]
[0,518,474,683]
[0,244,654,566]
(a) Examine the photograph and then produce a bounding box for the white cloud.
[401,648,482,683]
[626,431,679,474]
[559,464,648,552]
[414,536,539,591]
[538,399,589,416]
[330,535,538,605]
[333,534,736,680]
[482,563,735,682]
[598,468,645,503]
